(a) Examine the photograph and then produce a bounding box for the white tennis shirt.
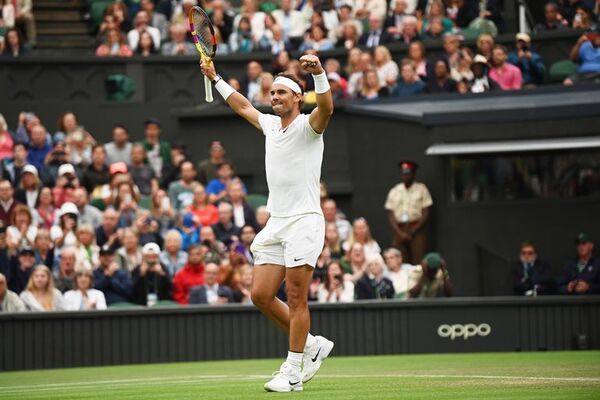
[258,112,324,218]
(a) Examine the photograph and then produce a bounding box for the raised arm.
[300,55,334,134]
[199,59,261,130]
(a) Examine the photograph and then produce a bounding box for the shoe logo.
[293,257,304,262]
[289,380,300,386]
[311,348,321,362]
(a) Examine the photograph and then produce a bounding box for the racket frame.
[189,6,217,103]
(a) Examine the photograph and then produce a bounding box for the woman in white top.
[318,260,354,303]
[342,217,381,257]
[7,203,38,252]
[374,45,400,87]
[64,269,107,311]
[19,265,65,311]
[50,202,79,252]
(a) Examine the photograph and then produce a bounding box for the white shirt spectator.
[317,281,355,302]
[387,264,417,298]
[20,289,65,311]
[233,11,266,42]
[272,9,307,38]
[7,225,37,248]
[104,141,133,165]
[63,289,107,311]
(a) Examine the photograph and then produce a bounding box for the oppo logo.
[437,323,492,340]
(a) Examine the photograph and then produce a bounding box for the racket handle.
[204,75,214,103]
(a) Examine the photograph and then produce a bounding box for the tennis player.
[200,55,334,392]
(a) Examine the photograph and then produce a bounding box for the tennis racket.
[189,6,217,103]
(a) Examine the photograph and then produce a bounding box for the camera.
[65,176,75,189]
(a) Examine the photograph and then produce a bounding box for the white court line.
[1,373,599,395]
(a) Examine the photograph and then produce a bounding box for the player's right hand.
[199,58,217,81]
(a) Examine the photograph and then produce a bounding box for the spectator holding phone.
[507,33,545,87]
[131,242,171,306]
[318,260,354,303]
[93,245,132,305]
[564,30,600,85]
[513,241,554,296]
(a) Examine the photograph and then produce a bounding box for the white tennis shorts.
[251,213,325,268]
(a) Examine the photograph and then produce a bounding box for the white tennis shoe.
[302,335,335,383]
[263,362,303,392]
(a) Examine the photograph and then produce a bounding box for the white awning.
[426,137,600,155]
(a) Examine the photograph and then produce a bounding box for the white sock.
[304,333,317,349]
[286,351,303,370]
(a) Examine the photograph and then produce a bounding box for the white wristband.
[215,79,236,101]
[312,72,330,94]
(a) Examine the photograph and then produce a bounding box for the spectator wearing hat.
[129,143,158,196]
[131,242,171,306]
[197,141,228,186]
[559,233,600,294]
[82,145,110,198]
[0,272,26,312]
[15,164,40,208]
[513,241,554,296]
[52,163,80,208]
[469,54,501,93]
[507,33,545,87]
[355,254,395,300]
[327,72,349,100]
[64,269,107,311]
[172,244,205,304]
[27,125,52,171]
[385,160,433,265]
[409,252,453,298]
[7,246,36,294]
[391,59,426,97]
[50,202,79,252]
[169,161,200,211]
[94,245,132,305]
[0,179,16,227]
[189,262,234,305]
[142,118,171,179]
[489,45,523,90]
[104,125,133,166]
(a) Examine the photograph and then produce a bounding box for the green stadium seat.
[108,302,144,309]
[548,60,578,83]
[246,193,267,210]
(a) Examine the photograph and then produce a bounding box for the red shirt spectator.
[185,185,219,227]
[172,245,205,304]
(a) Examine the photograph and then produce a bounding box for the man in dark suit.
[359,14,393,48]
[559,233,600,295]
[189,263,233,305]
[512,241,554,296]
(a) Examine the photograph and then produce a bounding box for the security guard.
[384,160,433,264]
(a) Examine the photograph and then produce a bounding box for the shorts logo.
[293,257,304,262]
[437,323,492,340]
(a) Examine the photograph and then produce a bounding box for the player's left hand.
[300,55,324,75]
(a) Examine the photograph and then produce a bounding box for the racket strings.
[192,11,215,57]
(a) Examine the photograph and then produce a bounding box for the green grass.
[1,352,599,399]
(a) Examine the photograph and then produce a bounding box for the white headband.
[273,76,302,94]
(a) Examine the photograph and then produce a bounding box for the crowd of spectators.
[0,109,455,313]
[0,108,597,313]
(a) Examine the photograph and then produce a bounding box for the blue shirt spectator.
[508,33,546,85]
[577,40,600,74]
[94,249,133,305]
[27,125,52,170]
